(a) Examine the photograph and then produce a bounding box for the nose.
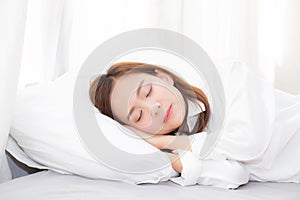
[150,102,161,117]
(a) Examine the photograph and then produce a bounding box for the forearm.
[162,135,192,152]
[165,152,182,173]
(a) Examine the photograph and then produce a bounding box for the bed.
[2,60,300,199]
[1,155,300,200]
[1,171,300,200]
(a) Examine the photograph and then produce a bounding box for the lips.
[164,104,173,123]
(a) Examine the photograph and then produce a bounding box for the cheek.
[138,114,152,127]
[134,113,165,134]
[137,113,152,128]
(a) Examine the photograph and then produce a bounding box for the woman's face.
[110,70,186,135]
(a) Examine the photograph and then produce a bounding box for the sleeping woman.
[89,61,300,189]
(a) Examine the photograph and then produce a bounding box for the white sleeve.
[188,132,207,157]
[170,150,250,189]
[134,165,180,185]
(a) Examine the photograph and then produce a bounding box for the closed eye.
[136,110,142,122]
[146,84,152,97]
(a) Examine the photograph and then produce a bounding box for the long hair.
[89,62,210,135]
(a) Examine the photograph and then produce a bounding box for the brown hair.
[89,62,210,135]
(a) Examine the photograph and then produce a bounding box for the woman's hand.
[124,125,192,151]
[147,134,192,152]
[124,125,170,149]
[124,125,185,173]
[165,152,182,173]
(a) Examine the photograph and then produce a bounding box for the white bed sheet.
[0,170,299,200]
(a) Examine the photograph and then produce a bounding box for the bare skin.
[125,125,192,173]
[111,69,192,173]
[110,70,186,135]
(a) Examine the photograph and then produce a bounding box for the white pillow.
[8,68,176,184]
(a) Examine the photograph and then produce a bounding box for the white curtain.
[0,0,28,181]
[1,0,300,181]
[148,0,300,94]
[17,0,300,92]
[18,0,151,89]
[18,0,76,88]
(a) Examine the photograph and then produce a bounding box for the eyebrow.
[127,80,144,121]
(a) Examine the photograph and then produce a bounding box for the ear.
[154,69,174,86]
